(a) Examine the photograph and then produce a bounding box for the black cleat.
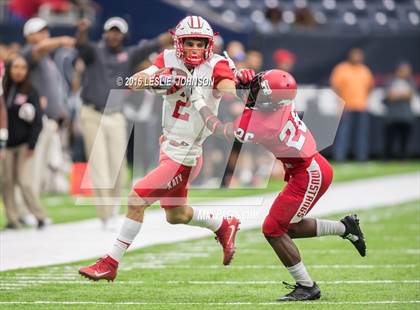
[277,281,321,302]
[340,214,366,257]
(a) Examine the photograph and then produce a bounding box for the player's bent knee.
[262,214,287,238]
[287,224,299,238]
[165,214,183,225]
[127,190,148,212]
[165,208,190,225]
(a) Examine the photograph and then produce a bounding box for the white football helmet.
[172,16,215,66]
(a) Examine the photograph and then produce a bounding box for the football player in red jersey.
[191,69,367,302]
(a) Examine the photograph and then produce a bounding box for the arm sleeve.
[27,90,43,150]
[212,59,235,89]
[129,38,161,68]
[75,42,96,65]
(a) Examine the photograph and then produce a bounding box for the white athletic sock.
[316,219,346,237]
[188,207,223,232]
[109,217,142,262]
[287,261,314,287]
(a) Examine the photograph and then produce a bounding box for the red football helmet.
[172,16,215,67]
[247,69,297,111]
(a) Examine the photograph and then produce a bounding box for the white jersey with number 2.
[142,49,234,166]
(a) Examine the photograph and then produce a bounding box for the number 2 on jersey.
[172,99,190,121]
[279,110,307,151]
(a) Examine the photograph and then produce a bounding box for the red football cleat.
[79,255,118,282]
[215,217,240,265]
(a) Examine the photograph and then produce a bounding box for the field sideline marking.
[0,301,418,305]
[8,264,417,275]
[1,280,419,285]
[120,264,419,269]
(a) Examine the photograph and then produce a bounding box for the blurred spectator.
[40,0,99,26]
[330,48,374,161]
[294,8,318,28]
[75,17,171,229]
[226,41,246,69]
[256,7,289,34]
[384,62,417,160]
[8,0,74,21]
[8,42,22,55]
[124,57,162,175]
[68,57,85,163]
[245,50,263,72]
[72,0,97,19]
[0,60,7,161]
[22,17,74,195]
[0,42,21,62]
[1,56,48,229]
[8,0,41,23]
[213,35,224,55]
[273,48,296,72]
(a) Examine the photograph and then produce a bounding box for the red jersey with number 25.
[233,104,318,175]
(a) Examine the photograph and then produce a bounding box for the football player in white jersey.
[79,15,255,281]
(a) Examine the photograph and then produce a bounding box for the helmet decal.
[260,79,272,96]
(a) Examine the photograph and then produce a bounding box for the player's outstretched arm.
[127,71,151,90]
[191,91,235,141]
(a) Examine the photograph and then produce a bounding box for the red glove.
[236,68,255,85]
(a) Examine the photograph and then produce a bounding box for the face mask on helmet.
[246,71,277,111]
[178,37,212,67]
[172,16,215,67]
[246,70,297,112]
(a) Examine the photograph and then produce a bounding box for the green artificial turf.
[0,201,419,309]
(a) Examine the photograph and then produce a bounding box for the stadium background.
[0,0,419,308]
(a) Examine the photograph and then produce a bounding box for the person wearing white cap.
[21,17,75,197]
[75,17,172,229]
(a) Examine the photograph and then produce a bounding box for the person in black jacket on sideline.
[1,55,48,229]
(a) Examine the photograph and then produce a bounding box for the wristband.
[0,128,8,140]
[205,115,216,127]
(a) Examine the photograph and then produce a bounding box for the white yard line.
[0,280,419,285]
[0,172,419,271]
[0,300,418,305]
[10,264,416,271]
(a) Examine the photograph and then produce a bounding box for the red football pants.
[133,149,202,208]
[262,153,333,237]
